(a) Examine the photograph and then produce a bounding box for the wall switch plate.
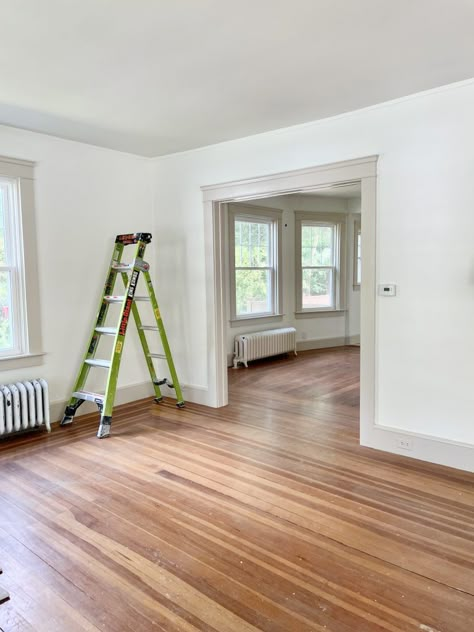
[396,437,413,451]
[378,284,396,296]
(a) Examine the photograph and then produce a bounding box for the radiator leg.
[243,360,248,368]
[97,415,112,439]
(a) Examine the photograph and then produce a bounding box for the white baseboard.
[50,380,209,423]
[361,423,474,473]
[161,382,209,406]
[347,334,360,345]
[296,336,346,351]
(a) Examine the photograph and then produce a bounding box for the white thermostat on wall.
[378,284,396,296]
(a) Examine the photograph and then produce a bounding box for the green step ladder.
[61,232,184,438]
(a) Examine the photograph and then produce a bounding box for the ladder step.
[104,295,150,303]
[95,326,118,335]
[85,359,111,368]
[148,353,166,359]
[111,263,132,272]
[139,325,158,331]
[73,390,104,404]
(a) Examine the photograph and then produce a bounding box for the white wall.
[0,125,154,418]
[151,80,474,456]
[225,193,361,363]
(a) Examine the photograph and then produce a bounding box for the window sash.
[234,218,273,269]
[295,212,346,313]
[301,265,336,309]
[229,206,282,321]
[301,223,335,268]
[0,177,28,356]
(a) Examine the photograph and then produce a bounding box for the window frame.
[353,218,361,289]
[228,204,282,324]
[295,211,347,315]
[0,156,43,369]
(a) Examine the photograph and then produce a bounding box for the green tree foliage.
[235,220,270,315]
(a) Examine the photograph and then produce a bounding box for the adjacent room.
[0,2,473,631]
[224,187,361,418]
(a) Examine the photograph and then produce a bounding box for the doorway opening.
[202,156,377,447]
[224,185,362,425]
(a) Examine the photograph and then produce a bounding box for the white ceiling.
[1,1,474,157]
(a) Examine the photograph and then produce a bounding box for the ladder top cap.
[115,232,152,245]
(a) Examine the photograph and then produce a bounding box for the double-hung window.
[229,205,282,322]
[0,156,42,368]
[295,212,346,313]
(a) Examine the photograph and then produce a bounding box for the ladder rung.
[111,263,132,272]
[154,378,175,389]
[139,325,158,331]
[148,353,166,359]
[73,390,104,404]
[85,359,111,368]
[95,327,118,335]
[104,295,150,303]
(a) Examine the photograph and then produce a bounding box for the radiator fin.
[0,379,51,436]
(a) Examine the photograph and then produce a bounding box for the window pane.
[0,187,7,265]
[302,268,333,309]
[235,220,270,267]
[0,271,13,351]
[235,269,271,315]
[301,224,333,266]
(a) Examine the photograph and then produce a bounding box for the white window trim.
[295,211,347,315]
[228,203,282,323]
[353,217,361,289]
[0,156,43,369]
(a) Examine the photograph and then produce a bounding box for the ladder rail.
[100,240,147,434]
[62,242,125,422]
[121,271,164,403]
[143,270,184,406]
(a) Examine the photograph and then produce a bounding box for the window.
[0,156,42,368]
[229,205,282,322]
[295,212,346,313]
[0,178,25,355]
[353,219,361,287]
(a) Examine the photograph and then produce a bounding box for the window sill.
[230,314,284,328]
[0,352,46,371]
[295,310,346,319]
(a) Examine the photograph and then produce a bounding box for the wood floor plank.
[0,347,473,631]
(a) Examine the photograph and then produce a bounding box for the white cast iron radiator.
[0,379,51,436]
[233,327,297,368]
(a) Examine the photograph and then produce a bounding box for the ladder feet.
[97,416,112,439]
[154,396,164,404]
[176,401,185,408]
[60,405,77,426]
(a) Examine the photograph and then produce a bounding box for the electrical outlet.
[396,437,413,451]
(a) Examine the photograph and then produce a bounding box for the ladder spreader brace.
[61,232,184,438]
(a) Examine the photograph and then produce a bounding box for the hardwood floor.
[0,347,473,631]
